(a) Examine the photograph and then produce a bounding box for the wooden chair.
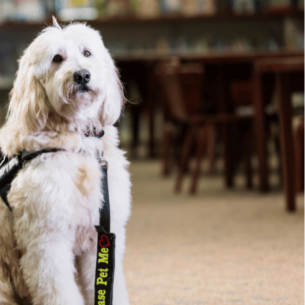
[155,59,252,193]
[155,59,209,177]
[254,56,304,211]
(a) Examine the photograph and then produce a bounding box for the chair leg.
[189,125,208,194]
[162,123,173,176]
[244,123,253,189]
[253,71,269,192]
[222,123,234,188]
[276,73,295,212]
[175,126,195,193]
[274,134,283,188]
[207,125,216,175]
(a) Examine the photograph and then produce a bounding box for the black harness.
[0,149,64,211]
[0,130,115,305]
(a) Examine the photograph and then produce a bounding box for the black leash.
[0,128,115,305]
[85,127,116,305]
[94,154,116,305]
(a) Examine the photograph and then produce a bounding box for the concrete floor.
[124,160,304,305]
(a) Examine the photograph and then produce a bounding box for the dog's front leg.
[17,227,84,305]
[113,259,130,305]
[78,248,96,305]
[9,162,86,305]
[11,190,85,305]
[112,230,130,305]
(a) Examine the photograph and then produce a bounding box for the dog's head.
[8,18,123,134]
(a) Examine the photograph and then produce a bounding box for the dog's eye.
[53,54,63,63]
[83,50,91,57]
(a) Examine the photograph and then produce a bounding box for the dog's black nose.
[74,69,91,85]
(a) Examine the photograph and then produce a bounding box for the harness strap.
[0,149,63,210]
[21,148,64,161]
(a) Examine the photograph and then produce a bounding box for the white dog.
[0,18,131,305]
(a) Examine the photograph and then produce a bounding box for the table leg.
[276,73,296,212]
[295,120,304,193]
[130,105,141,159]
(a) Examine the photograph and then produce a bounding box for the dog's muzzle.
[74,69,91,93]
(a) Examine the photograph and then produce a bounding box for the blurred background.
[0,0,304,304]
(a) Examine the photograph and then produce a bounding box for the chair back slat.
[155,60,204,122]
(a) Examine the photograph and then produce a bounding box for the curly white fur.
[0,19,131,305]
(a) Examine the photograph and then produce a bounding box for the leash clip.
[97,150,107,167]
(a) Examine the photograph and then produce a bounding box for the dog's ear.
[52,16,61,30]
[8,51,49,133]
[100,64,124,126]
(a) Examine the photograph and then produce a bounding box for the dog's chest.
[70,153,103,223]
[69,154,103,252]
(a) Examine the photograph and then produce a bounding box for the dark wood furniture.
[294,117,304,193]
[140,51,303,158]
[154,59,205,176]
[155,60,253,193]
[147,51,302,191]
[254,56,304,211]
